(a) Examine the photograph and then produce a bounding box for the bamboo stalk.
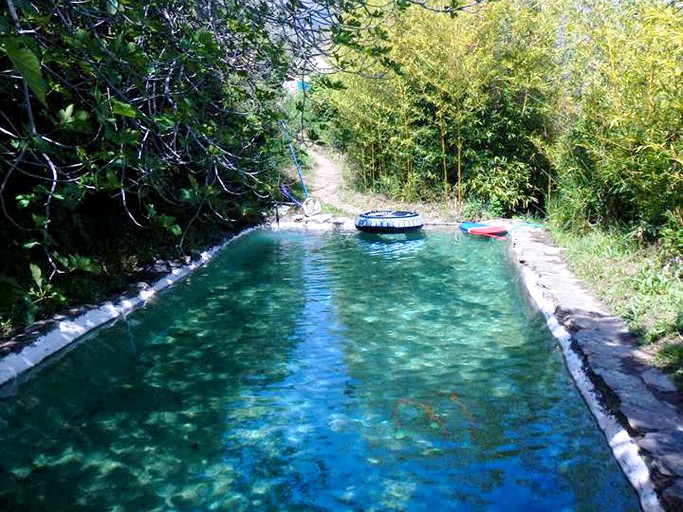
[439,108,448,201]
[405,115,411,178]
[457,124,463,207]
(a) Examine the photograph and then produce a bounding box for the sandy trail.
[307,147,357,215]
[307,146,455,222]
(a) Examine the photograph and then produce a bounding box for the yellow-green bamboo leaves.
[315,0,682,256]
[316,0,556,212]
[548,0,683,244]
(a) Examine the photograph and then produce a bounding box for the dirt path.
[307,146,455,222]
[307,147,359,215]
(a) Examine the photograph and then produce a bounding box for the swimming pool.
[0,229,640,511]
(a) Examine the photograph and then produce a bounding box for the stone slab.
[510,227,683,512]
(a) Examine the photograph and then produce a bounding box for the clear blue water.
[0,229,640,511]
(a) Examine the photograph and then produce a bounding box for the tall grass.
[550,226,683,383]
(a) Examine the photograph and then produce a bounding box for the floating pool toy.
[468,225,508,237]
[458,222,486,233]
[355,210,424,234]
[459,221,508,239]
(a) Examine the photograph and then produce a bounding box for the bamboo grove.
[313,0,683,256]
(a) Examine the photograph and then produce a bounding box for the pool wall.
[509,228,682,512]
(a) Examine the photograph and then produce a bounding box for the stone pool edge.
[0,227,259,389]
[509,228,682,512]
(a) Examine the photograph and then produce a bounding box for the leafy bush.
[547,1,683,248]
[0,0,290,331]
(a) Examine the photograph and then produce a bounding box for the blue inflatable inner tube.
[355,210,424,234]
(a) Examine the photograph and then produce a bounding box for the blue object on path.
[279,121,308,198]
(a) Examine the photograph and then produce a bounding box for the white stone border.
[510,229,663,512]
[0,227,258,388]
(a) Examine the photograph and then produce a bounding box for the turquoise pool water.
[0,229,640,511]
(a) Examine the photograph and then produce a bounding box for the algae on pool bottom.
[0,229,640,511]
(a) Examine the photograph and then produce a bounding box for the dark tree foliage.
[0,0,295,328]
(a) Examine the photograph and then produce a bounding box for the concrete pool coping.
[1,215,681,511]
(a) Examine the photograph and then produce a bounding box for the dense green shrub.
[0,0,289,330]
[547,1,683,257]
